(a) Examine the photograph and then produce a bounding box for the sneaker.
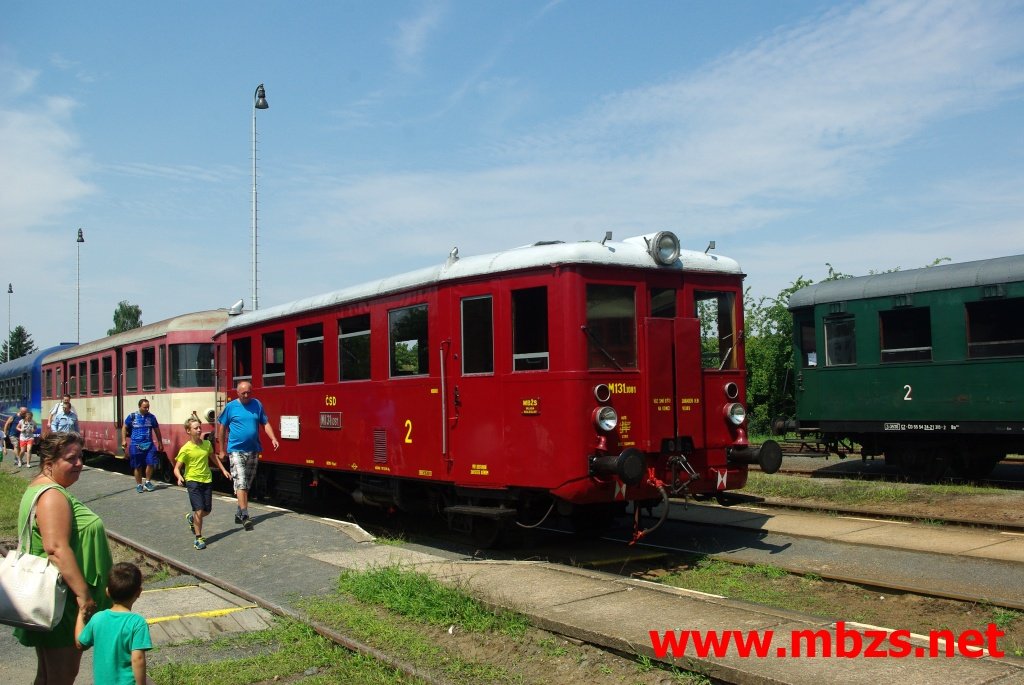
[143,481,156,492]
[185,513,195,535]
[242,515,254,531]
[234,513,243,525]
[135,484,144,493]
[194,537,206,550]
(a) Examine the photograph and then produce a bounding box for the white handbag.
[0,485,69,631]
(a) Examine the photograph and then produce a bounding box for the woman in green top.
[14,432,113,684]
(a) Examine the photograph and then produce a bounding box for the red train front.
[218,231,780,544]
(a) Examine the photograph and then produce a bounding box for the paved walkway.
[2,460,1023,684]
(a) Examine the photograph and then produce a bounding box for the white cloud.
[391,1,448,73]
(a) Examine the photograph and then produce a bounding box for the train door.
[444,293,499,481]
[643,316,704,453]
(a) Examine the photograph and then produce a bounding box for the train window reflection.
[232,337,252,383]
[695,291,737,370]
[263,331,286,386]
[824,317,856,366]
[170,344,216,387]
[142,347,156,391]
[339,314,371,381]
[512,287,548,371]
[125,350,138,392]
[880,308,932,363]
[297,324,324,384]
[967,297,1024,358]
[586,284,636,370]
[461,296,493,375]
[389,305,428,377]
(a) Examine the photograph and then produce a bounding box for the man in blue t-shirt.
[216,380,279,530]
[123,399,163,493]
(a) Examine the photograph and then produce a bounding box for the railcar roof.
[787,254,1024,309]
[0,344,76,378]
[45,310,229,362]
[218,234,743,333]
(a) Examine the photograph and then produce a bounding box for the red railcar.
[217,232,779,543]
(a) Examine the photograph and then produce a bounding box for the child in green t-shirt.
[174,416,231,550]
[75,562,153,684]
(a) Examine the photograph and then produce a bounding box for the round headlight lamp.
[593,406,619,432]
[649,231,680,266]
[726,403,747,426]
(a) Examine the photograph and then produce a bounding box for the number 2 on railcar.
[217,232,781,544]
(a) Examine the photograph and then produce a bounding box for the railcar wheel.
[951,453,1003,480]
[891,447,949,483]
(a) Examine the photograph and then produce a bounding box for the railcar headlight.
[593,406,619,432]
[649,231,680,266]
[726,403,746,426]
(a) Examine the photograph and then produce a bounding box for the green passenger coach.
[779,254,1024,481]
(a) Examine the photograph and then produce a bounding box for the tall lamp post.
[77,228,85,343]
[252,83,269,311]
[6,283,11,360]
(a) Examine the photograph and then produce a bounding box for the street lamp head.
[77,228,85,243]
[254,84,269,110]
[6,284,11,294]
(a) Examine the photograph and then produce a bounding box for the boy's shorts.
[129,445,160,470]
[228,451,259,492]
[186,481,214,513]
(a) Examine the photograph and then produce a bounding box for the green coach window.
[824,316,856,366]
[880,308,932,363]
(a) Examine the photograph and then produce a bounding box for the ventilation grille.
[373,428,388,463]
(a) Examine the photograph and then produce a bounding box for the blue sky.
[3,0,1023,348]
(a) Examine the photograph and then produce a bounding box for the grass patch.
[0,471,29,538]
[149,618,415,684]
[337,565,529,637]
[741,471,998,506]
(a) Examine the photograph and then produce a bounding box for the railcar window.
[824,317,856,366]
[170,344,216,387]
[78,361,87,395]
[89,359,99,395]
[339,315,371,381]
[461,296,494,374]
[966,298,1024,358]
[586,285,637,369]
[263,332,286,386]
[798,319,817,367]
[232,338,252,382]
[389,305,429,377]
[512,287,549,371]
[56,369,62,397]
[45,369,52,399]
[297,324,324,384]
[159,345,166,391]
[880,307,932,363]
[142,347,156,391]
[126,350,138,392]
[102,357,113,394]
[694,291,737,370]
[651,288,676,318]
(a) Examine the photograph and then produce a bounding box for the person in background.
[174,416,231,550]
[13,432,113,685]
[48,398,79,434]
[216,380,279,530]
[123,399,163,493]
[4,405,28,462]
[43,395,75,437]
[16,410,37,467]
[75,562,154,685]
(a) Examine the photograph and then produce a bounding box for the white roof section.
[46,310,229,363]
[788,254,1024,309]
[221,233,743,333]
